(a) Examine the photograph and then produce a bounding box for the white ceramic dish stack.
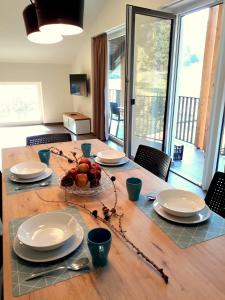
[17,212,78,251]
[96,150,127,166]
[153,189,210,224]
[10,161,47,179]
[14,212,84,262]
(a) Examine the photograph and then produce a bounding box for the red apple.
[67,167,78,180]
[88,168,101,181]
[78,163,89,173]
[91,163,101,172]
[79,158,91,166]
[61,175,74,187]
[75,173,88,187]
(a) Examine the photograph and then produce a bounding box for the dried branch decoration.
[50,147,169,284]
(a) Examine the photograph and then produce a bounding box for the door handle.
[131,99,135,105]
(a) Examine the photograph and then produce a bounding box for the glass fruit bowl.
[59,170,112,196]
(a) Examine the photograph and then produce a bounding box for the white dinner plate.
[9,167,53,183]
[17,212,78,251]
[13,220,84,262]
[153,199,211,224]
[156,189,205,217]
[94,156,129,166]
[10,161,47,179]
[96,150,125,163]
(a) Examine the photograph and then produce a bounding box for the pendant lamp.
[23,4,63,44]
[35,0,84,36]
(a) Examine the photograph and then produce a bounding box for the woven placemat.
[136,194,225,248]
[102,160,140,174]
[10,206,93,297]
[5,168,59,195]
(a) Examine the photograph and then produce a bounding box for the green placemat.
[5,168,59,195]
[102,160,140,174]
[10,206,93,297]
[136,194,225,248]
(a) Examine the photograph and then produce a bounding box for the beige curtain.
[92,33,107,141]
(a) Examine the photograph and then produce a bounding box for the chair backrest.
[110,102,120,115]
[26,133,72,146]
[205,172,225,218]
[134,144,171,181]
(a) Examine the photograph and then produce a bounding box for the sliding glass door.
[125,6,176,157]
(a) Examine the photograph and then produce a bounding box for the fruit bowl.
[59,158,112,196]
[60,171,112,196]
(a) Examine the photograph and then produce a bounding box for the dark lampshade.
[35,0,84,36]
[23,4,63,44]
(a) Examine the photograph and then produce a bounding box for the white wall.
[71,0,169,126]
[0,63,73,123]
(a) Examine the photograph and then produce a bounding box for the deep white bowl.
[157,189,205,217]
[17,212,78,251]
[10,161,46,179]
[97,150,125,163]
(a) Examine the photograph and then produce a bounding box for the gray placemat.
[10,206,92,297]
[102,160,140,174]
[136,194,225,248]
[5,168,59,195]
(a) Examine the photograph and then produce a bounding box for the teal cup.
[81,143,91,157]
[87,228,112,267]
[126,177,142,201]
[38,149,51,166]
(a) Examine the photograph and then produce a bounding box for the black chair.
[109,102,124,137]
[26,133,72,146]
[134,145,171,181]
[205,172,225,218]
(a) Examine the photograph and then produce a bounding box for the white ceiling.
[0,0,106,64]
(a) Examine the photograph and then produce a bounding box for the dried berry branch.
[50,146,169,284]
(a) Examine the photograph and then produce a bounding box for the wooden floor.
[0,124,205,197]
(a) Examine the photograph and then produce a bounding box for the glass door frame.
[166,1,225,189]
[124,5,177,158]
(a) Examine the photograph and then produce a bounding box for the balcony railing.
[175,96,200,144]
[109,91,225,145]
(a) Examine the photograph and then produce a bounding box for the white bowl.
[97,150,125,163]
[157,189,205,217]
[10,161,46,179]
[17,212,78,251]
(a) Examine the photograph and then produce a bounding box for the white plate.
[94,156,129,166]
[13,221,84,262]
[96,150,125,163]
[157,189,205,217]
[10,161,47,179]
[153,199,211,224]
[9,167,53,183]
[17,212,79,251]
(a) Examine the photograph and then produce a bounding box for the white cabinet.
[63,113,91,135]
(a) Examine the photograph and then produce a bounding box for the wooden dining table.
[2,139,225,300]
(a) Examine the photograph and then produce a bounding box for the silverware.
[15,181,50,191]
[25,257,89,281]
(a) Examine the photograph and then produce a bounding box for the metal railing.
[108,90,200,145]
[175,96,199,144]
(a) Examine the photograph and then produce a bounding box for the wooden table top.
[2,139,225,300]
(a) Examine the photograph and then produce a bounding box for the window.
[0,82,43,126]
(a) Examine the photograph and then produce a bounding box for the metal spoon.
[25,257,90,281]
[15,181,50,191]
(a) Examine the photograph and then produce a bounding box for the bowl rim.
[10,161,46,178]
[157,189,205,214]
[17,212,77,249]
[97,150,125,162]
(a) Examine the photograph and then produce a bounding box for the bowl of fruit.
[60,158,112,196]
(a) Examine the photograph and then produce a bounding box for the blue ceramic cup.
[81,143,92,157]
[87,228,112,267]
[126,177,142,201]
[38,149,51,166]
